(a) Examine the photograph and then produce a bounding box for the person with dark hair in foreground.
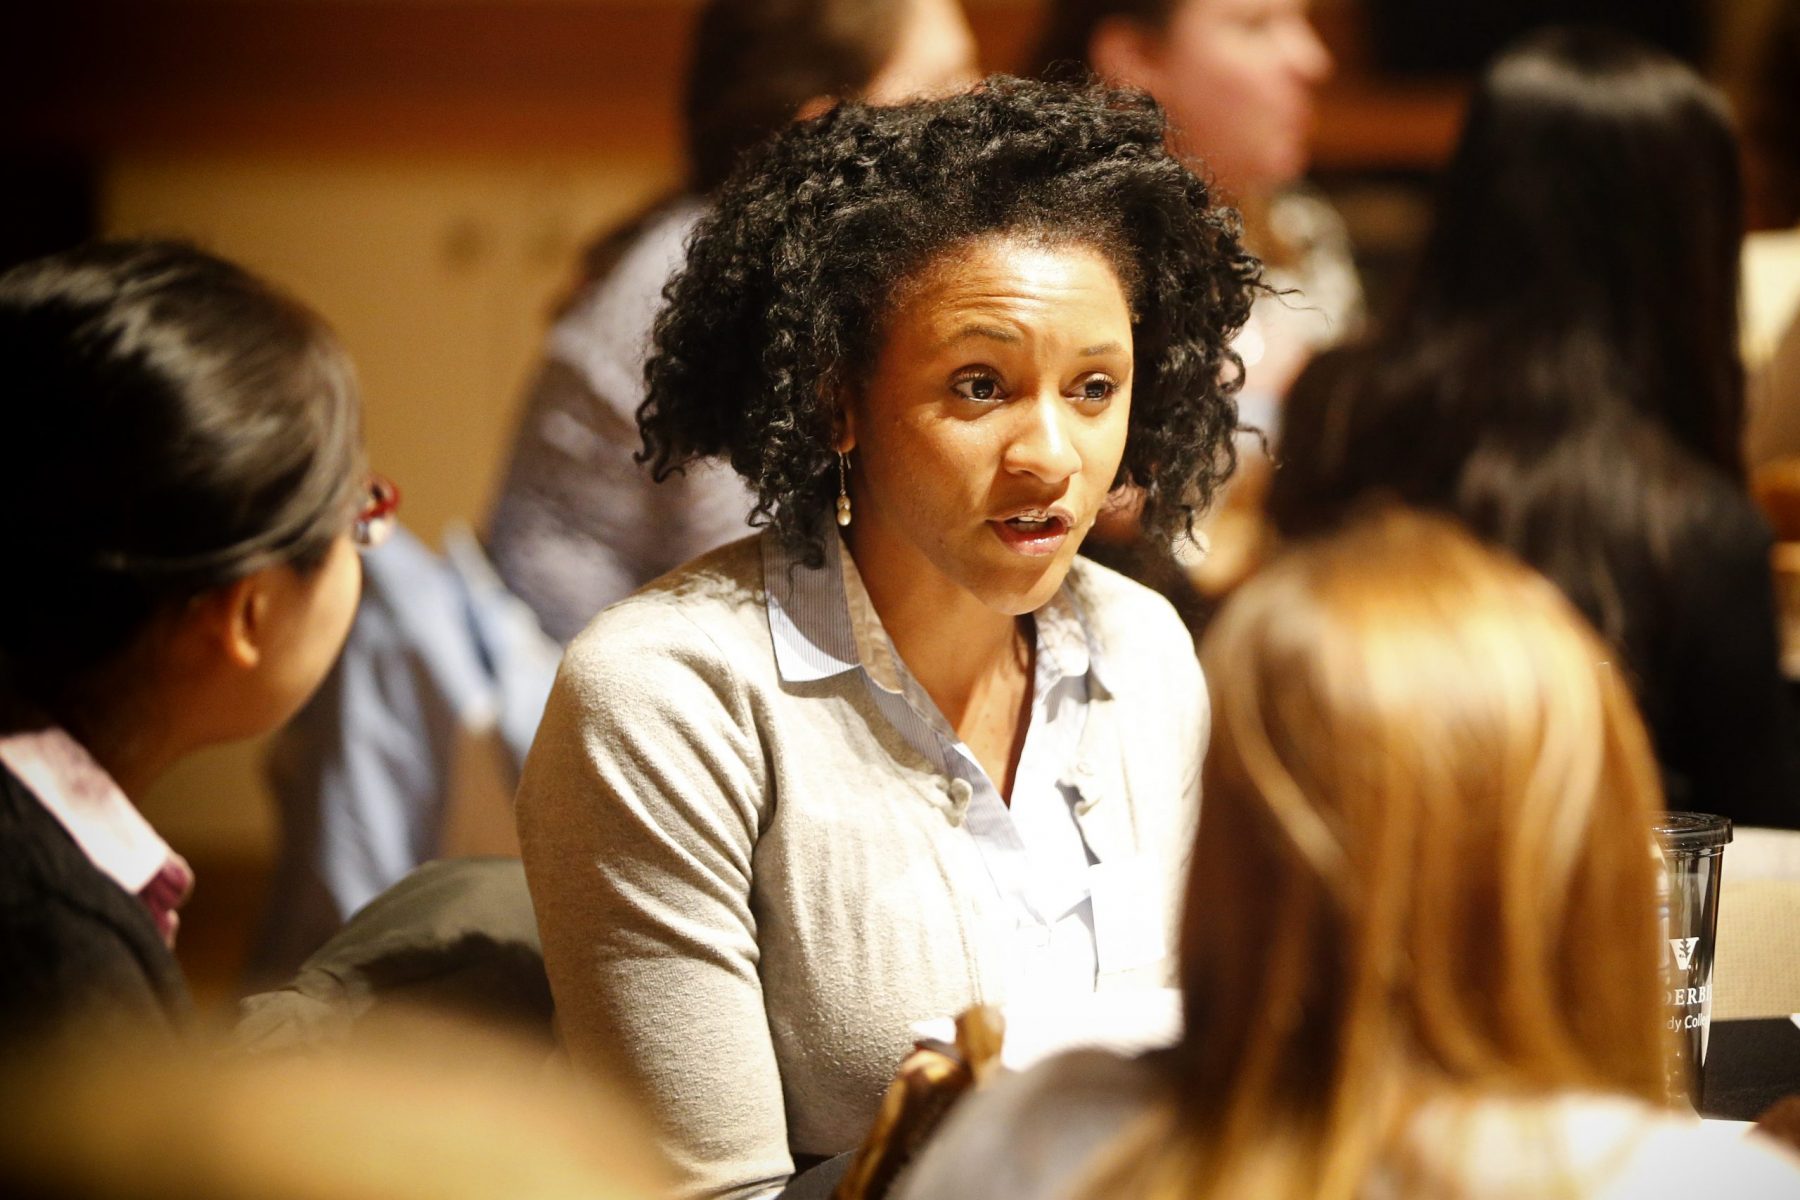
[1270,27,1800,828]
[896,509,1800,1200]
[0,241,378,1041]
[516,78,1259,1198]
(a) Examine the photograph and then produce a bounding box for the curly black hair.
[639,75,1261,566]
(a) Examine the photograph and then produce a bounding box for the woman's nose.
[1288,14,1333,84]
[1004,393,1082,484]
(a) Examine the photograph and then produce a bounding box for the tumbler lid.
[1654,811,1733,853]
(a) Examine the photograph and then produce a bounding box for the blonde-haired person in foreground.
[896,508,1800,1199]
[0,1014,668,1200]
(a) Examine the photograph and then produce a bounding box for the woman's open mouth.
[989,511,1072,557]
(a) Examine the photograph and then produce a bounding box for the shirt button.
[948,778,973,806]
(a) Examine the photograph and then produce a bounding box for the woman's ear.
[832,388,858,455]
[193,571,276,672]
[1088,17,1165,92]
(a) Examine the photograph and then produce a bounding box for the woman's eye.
[1076,377,1116,402]
[953,375,1004,402]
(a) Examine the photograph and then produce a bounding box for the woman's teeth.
[992,512,1070,556]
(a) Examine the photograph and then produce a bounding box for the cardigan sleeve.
[516,605,789,1199]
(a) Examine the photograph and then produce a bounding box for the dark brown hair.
[1032,0,1181,77]
[1270,26,1746,615]
[578,0,908,288]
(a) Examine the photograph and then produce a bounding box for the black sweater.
[0,765,191,1046]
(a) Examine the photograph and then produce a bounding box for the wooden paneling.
[9,2,694,155]
[6,0,1455,169]
[9,1,1042,157]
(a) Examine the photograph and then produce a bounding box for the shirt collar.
[765,530,861,683]
[0,726,187,901]
[764,530,1112,696]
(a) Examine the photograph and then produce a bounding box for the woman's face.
[842,235,1134,617]
[1103,0,1331,196]
[250,532,363,733]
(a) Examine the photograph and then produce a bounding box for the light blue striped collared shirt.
[765,531,1107,1001]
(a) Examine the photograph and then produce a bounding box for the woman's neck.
[62,701,185,801]
[851,547,1024,729]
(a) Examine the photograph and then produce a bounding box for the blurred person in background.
[1031,0,1362,616]
[897,508,1800,1200]
[248,0,980,988]
[1727,0,1800,470]
[1034,0,1358,420]
[0,241,379,1042]
[0,1015,667,1200]
[488,0,980,644]
[517,78,1257,1198]
[1271,27,1799,830]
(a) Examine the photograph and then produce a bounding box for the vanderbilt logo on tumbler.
[1654,813,1731,1105]
[1668,936,1700,971]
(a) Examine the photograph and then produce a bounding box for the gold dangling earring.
[835,451,853,527]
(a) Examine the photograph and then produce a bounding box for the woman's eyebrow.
[1079,341,1125,357]
[934,323,1022,351]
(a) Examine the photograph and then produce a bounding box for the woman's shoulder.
[546,196,708,404]
[563,535,769,665]
[0,770,187,1037]
[1065,554,1204,718]
[1066,553,1196,654]
[895,1049,1164,1200]
[1609,432,1775,581]
[1389,1092,1800,1199]
[1671,461,1773,551]
[0,768,120,916]
[985,1046,1166,1117]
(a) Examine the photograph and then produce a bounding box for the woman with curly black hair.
[516,78,1259,1198]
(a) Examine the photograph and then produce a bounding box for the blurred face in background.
[1092,0,1331,196]
[863,0,981,103]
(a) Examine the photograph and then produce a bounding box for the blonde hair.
[1098,507,1672,1198]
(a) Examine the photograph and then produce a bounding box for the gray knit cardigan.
[516,534,1206,1198]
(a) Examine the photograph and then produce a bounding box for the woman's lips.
[989,513,1071,557]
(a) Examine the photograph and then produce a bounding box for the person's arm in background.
[486,359,680,643]
[487,203,751,644]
